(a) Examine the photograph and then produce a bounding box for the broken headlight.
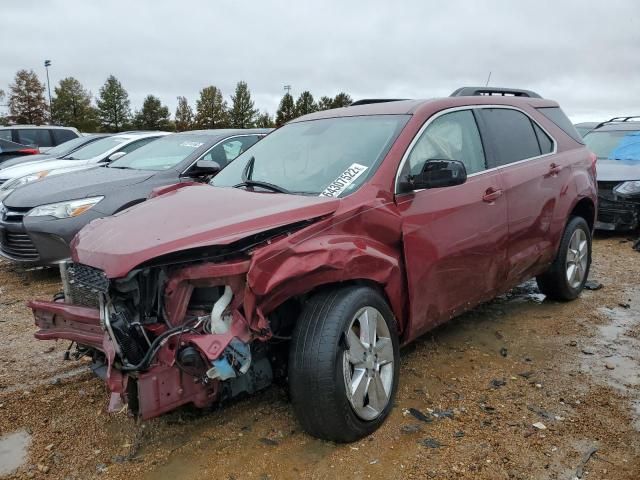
[614,180,640,198]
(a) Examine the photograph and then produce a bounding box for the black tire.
[289,285,400,442]
[536,216,591,301]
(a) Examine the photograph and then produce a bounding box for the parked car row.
[6,86,607,443]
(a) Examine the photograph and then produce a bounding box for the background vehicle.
[0,129,270,264]
[29,87,596,442]
[0,133,109,170]
[0,139,39,164]
[574,121,600,137]
[583,118,640,230]
[0,131,168,197]
[0,125,80,152]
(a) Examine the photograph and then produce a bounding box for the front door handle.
[482,187,503,203]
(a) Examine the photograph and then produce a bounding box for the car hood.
[597,159,640,182]
[4,167,155,208]
[0,159,89,181]
[73,186,340,278]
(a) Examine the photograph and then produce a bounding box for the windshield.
[584,130,640,160]
[212,115,409,196]
[63,137,128,160]
[109,134,207,171]
[47,136,98,157]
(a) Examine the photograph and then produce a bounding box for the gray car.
[583,119,640,230]
[0,129,270,264]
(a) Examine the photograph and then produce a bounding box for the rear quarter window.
[51,129,78,144]
[537,107,584,144]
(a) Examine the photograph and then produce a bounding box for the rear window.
[17,129,53,147]
[51,129,78,144]
[537,107,584,144]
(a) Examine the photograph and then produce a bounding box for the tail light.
[18,148,39,155]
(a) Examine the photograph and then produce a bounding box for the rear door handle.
[547,162,562,176]
[482,187,503,203]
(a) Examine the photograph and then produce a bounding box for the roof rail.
[594,116,640,129]
[450,86,542,99]
[350,99,409,106]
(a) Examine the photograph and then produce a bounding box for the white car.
[0,131,169,199]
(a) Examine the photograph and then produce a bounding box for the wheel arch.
[569,197,596,232]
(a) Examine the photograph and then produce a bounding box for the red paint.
[30,95,597,419]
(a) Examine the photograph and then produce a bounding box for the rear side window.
[537,107,584,144]
[16,129,53,147]
[51,129,78,144]
[0,130,11,141]
[533,123,554,154]
[480,108,541,167]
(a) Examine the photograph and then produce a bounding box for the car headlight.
[0,171,50,191]
[614,180,640,197]
[26,196,104,219]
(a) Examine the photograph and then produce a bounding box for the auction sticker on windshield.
[320,163,368,197]
[180,141,204,148]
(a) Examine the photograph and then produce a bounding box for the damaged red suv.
[30,87,597,442]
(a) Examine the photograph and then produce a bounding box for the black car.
[0,134,109,170]
[0,129,270,264]
[0,139,40,165]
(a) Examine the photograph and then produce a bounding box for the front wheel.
[536,216,592,301]
[289,286,400,442]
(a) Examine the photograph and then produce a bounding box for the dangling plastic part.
[210,285,233,334]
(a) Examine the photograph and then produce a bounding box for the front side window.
[201,136,261,168]
[404,110,486,179]
[52,129,78,144]
[212,115,409,196]
[480,108,542,167]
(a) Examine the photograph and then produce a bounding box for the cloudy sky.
[1,0,639,122]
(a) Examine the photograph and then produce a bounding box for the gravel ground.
[1,235,639,479]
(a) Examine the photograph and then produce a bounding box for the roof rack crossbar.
[350,99,409,106]
[594,116,640,129]
[450,86,542,99]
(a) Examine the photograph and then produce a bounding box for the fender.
[247,233,407,334]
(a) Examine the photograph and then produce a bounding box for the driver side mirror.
[405,159,467,191]
[191,160,221,176]
[107,151,127,162]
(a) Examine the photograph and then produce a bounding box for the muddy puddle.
[0,430,31,476]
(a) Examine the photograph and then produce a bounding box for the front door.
[396,109,509,342]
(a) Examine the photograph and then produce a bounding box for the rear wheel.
[289,286,400,442]
[536,216,591,301]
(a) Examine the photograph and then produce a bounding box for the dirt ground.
[1,235,639,480]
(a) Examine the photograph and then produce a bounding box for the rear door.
[477,107,563,285]
[396,109,509,340]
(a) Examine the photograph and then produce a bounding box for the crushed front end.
[30,257,277,419]
[596,180,640,231]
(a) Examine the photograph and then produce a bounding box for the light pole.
[44,60,52,123]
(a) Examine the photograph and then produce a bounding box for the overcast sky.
[1,0,639,123]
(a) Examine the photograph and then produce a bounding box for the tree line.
[0,69,353,132]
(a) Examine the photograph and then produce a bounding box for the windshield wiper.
[233,179,291,194]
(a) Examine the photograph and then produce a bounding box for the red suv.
[30,87,597,442]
